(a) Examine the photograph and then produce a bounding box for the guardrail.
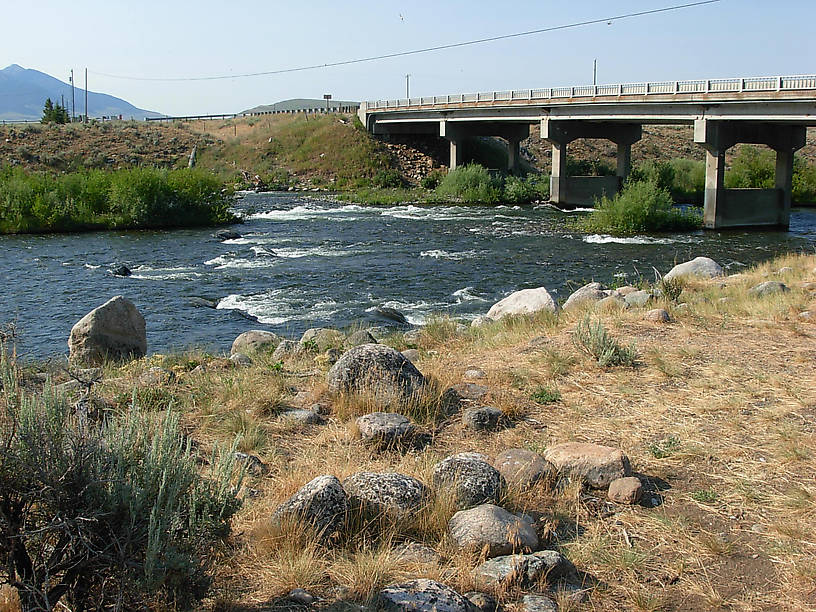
[365,75,816,111]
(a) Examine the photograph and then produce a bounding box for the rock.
[449,382,488,401]
[448,504,538,558]
[188,296,218,309]
[597,295,628,310]
[645,308,671,323]
[663,257,724,281]
[68,296,147,366]
[473,550,572,587]
[608,476,643,504]
[543,442,631,489]
[374,306,410,325]
[493,448,555,489]
[470,315,490,328]
[231,330,282,355]
[777,266,793,275]
[563,282,607,310]
[799,311,813,320]
[464,592,497,612]
[280,409,325,425]
[343,471,428,519]
[346,329,378,347]
[327,344,425,406]
[615,285,639,296]
[111,264,131,277]
[229,352,252,367]
[137,366,173,386]
[433,453,505,510]
[355,412,416,448]
[301,328,345,352]
[288,588,315,605]
[393,542,442,565]
[272,339,304,361]
[748,281,790,297]
[521,594,558,612]
[462,406,504,431]
[402,329,421,344]
[624,290,652,307]
[464,368,486,380]
[271,475,348,539]
[377,579,477,612]
[485,287,559,321]
[214,229,241,240]
[234,452,267,476]
[401,349,420,363]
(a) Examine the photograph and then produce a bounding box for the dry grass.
[7,252,815,611]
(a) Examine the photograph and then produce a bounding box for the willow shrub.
[0,166,236,233]
[435,164,502,203]
[580,179,702,236]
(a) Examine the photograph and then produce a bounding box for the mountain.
[241,98,359,114]
[0,64,163,121]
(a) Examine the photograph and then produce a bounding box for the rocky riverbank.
[4,252,816,611]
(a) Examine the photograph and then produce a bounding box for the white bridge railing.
[365,75,816,111]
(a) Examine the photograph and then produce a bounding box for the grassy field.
[3,252,814,610]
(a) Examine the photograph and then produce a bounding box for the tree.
[41,98,69,124]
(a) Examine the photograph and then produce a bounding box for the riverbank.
[4,251,814,611]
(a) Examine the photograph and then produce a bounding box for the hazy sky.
[3,0,815,116]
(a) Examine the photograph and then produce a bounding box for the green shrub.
[725,146,775,189]
[572,316,638,367]
[658,275,685,303]
[667,158,705,203]
[0,347,243,610]
[372,168,404,188]
[421,169,445,190]
[566,157,615,177]
[503,174,550,204]
[631,160,675,193]
[580,179,702,236]
[435,164,502,203]
[530,386,561,404]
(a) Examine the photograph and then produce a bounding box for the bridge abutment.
[694,120,806,228]
[542,119,642,207]
[440,121,530,173]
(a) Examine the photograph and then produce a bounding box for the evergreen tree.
[41,98,54,123]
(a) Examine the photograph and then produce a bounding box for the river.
[2,192,815,360]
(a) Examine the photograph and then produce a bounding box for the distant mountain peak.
[2,64,26,73]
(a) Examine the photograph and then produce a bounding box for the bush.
[566,157,615,177]
[502,174,549,204]
[630,160,675,193]
[0,348,243,610]
[667,158,705,203]
[435,164,502,203]
[372,168,404,188]
[725,146,775,189]
[420,169,445,190]
[580,179,702,236]
[572,316,638,367]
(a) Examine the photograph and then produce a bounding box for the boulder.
[229,352,252,367]
[645,308,671,323]
[615,285,639,296]
[448,504,538,558]
[346,329,378,347]
[214,229,241,240]
[271,475,348,539]
[543,442,631,489]
[393,542,442,565]
[485,287,559,321]
[462,406,504,431]
[355,412,416,448]
[464,368,486,380]
[521,595,558,612]
[473,550,572,587]
[111,264,131,277]
[449,382,488,401]
[608,476,643,504]
[464,592,497,612]
[137,366,173,387]
[272,339,304,361]
[68,296,146,366]
[563,282,607,310]
[280,409,325,425]
[663,257,724,281]
[287,589,315,605]
[432,453,505,510]
[401,349,421,363]
[327,344,425,405]
[748,281,790,297]
[231,330,281,355]
[374,306,409,325]
[377,579,477,612]
[624,290,652,307]
[597,295,628,311]
[301,327,345,352]
[342,471,428,519]
[493,448,555,489]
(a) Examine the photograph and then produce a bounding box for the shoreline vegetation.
[2,251,815,610]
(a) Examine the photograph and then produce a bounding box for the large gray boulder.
[432,453,505,510]
[271,475,348,539]
[231,330,282,355]
[300,327,345,352]
[493,448,555,489]
[327,344,425,405]
[377,579,477,612]
[543,442,631,489]
[663,257,724,281]
[624,290,652,308]
[68,296,146,365]
[473,550,573,587]
[448,504,539,558]
[748,281,790,297]
[462,406,504,431]
[563,282,607,310]
[346,329,378,347]
[272,339,304,361]
[342,472,428,519]
[485,287,559,321]
[356,412,416,448]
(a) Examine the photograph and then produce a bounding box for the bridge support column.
[694,120,806,229]
[541,119,642,206]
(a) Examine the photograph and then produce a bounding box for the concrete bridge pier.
[440,121,530,173]
[694,120,806,228]
[542,119,642,207]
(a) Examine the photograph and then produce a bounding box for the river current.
[2,192,815,360]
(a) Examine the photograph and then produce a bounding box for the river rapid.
[2,192,815,360]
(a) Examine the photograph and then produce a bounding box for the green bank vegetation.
[0,166,236,234]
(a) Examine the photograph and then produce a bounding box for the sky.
[2,0,816,116]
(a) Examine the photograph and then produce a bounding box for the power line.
[90,0,723,83]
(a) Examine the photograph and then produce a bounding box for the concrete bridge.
[359,75,816,229]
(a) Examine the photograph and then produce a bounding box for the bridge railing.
[365,75,816,111]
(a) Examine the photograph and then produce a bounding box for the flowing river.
[2,192,816,360]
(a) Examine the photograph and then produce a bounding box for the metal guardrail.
[364,75,816,111]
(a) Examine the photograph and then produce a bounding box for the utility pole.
[70,70,75,122]
[84,68,88,123]
[405,74,410,98]
[593,59,597,86]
